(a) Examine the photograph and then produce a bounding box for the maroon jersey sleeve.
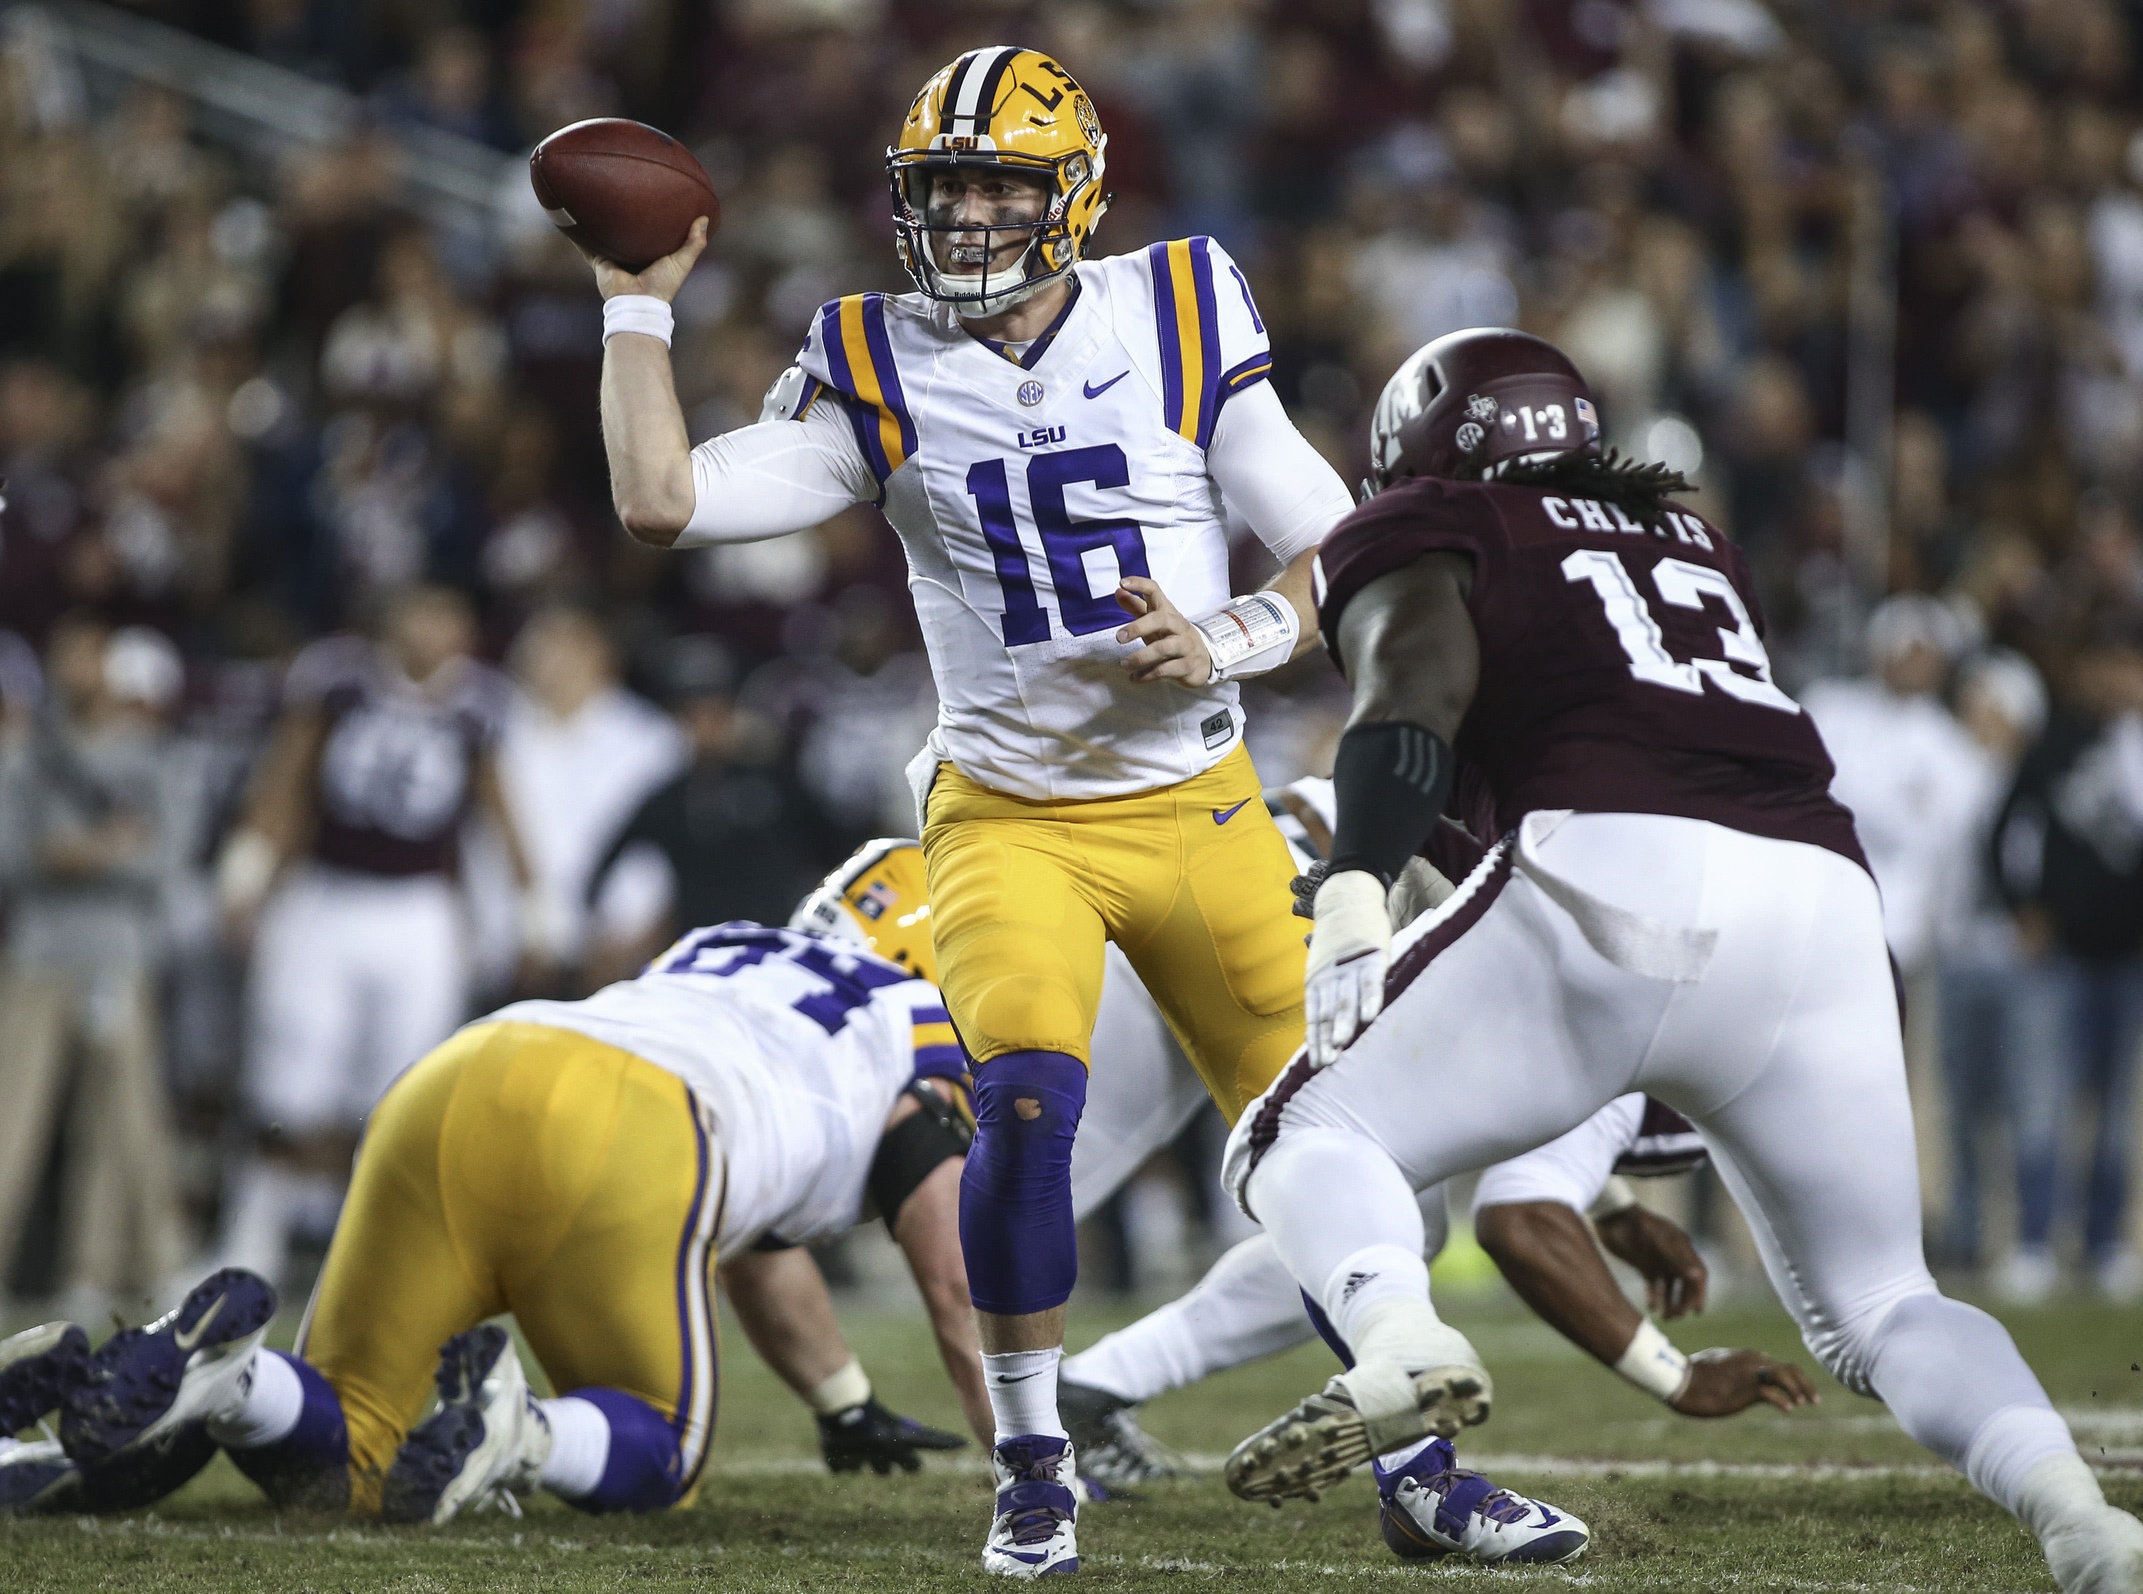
[1313,476,1866,871]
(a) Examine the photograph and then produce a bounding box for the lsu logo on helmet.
[790,838,938,985]
[886,45,1110,316]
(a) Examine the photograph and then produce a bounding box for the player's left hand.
[1593,1204,1708,1318]
[1671,1348,1820,1417]
[817,1397,967,1475]
[1305,869,1392,1066]
[1115,577,1214,686]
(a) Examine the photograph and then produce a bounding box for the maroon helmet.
[1366,328,1602,494]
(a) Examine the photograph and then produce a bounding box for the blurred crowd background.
[5,0,2143,1318]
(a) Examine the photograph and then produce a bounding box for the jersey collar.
[961,277,1082,372]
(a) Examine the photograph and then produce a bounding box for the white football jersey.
[793,237,1286,800]
[486,922,964,1251]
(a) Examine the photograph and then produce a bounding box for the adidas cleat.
[982,1435,1080,1578]
[381,1324,551,1525]
[61,1269,276,1467]
[1,1322,89,1439]
[0,1438,80,1514]
[1224,1359,1491,1506]
[1059,1380,1186,1487]
[1376,1440,1588,1565]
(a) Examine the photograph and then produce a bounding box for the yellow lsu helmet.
[886,45,1109,317]
[788,838,937,985]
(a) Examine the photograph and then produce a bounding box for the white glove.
[1305,869,1393,1067]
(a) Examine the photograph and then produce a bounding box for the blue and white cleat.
[381,1325,552,1525]
[982,1435,1080,1577]
[1,1322,89,1439]
[1375,1439,1589,1566]
[0,1438,79,1513]
[61,1270,276,1468]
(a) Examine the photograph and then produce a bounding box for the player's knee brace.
[960,1049,1088,1316]
[560,1388,688,1513]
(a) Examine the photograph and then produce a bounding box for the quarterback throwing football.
[588,46,1352,1576]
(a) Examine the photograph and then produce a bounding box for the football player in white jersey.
[31,843,985,1521]
[587,44,1352,1576]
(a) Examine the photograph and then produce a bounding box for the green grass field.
[6,1289,2142,1591]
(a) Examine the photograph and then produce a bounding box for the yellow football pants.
[298,1022,721,1512]
[922,743,1306,1122]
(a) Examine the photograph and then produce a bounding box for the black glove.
[1291,860,1330,920]
[817,1397,967,1475]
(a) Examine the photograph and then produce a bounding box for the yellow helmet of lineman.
[788,838,937,985]
[886,45,1109,317]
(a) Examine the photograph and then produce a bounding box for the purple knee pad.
[562,1387,688,1513]
[227,1351,351,1510]
[960,1049,1088,1316]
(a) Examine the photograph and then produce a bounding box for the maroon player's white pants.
[1230,811,2075,1513]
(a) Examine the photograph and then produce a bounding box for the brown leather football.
[529,119,721,273]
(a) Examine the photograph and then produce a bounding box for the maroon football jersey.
[287,636,508,877]
[1314,476,1865,871]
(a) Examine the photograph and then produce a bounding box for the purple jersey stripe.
[1148,242,1186,436]
[1189,238,1223,448]
[819,301,891,481]
[911,1005,951,1026]
[914,1042,968,1076]
[1218,352,1272,397]
[670,1088,712,1447]
[860,294,918,463]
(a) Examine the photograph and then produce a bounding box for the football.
[528,118,721,273]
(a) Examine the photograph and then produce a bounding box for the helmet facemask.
[889,151,1099,320]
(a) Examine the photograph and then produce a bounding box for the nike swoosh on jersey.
[1082,371,1128,399]
[1212,798,1253,825]
[172,1296,226,1353]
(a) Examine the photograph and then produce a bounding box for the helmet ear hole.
[1422,362,1444,404]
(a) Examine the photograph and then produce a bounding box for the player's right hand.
[1305,869,1392,1066]
[817,1396,967,1475]
[578,215,709,303]
[1670,1348,1819,1417]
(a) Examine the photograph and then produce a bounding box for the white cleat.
[982,1435,1080,1578]
[2044,1506,2143,1594]
[381,1325,552,1525]
[1376,1439,1589,1565]
[1225,1358,1492,1505]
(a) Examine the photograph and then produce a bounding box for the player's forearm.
[1475,1200,1644,1366]
[892,1161,993,1444]
[600,335,696,545]
[719,1246,855,1394]
[1266,546,1323,660]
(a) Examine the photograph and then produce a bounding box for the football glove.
[816,1397,966,1475]
[1305,869,1393,1067]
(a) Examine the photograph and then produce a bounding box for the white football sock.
[1063,1234,1313,1404]
[983,1348,1066,1443]
[206,1348,300,1448]
[537,1397,610,1499]
[1248,1125,1428,1339]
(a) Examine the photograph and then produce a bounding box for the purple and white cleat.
[982,1435,1080,1578]
[0,1322,92,1515]
[61,1270,277,1468]
[1375,1439,1589,1566]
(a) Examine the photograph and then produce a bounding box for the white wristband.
[602,294,675,349]
[1614,1318,1692,1403]
[806,1357,872,1415]
[1193,592,1300,683]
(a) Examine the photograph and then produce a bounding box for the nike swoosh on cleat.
[1082,372,1128,399]
[1212,798,1252,824]
[172,1296,225,1354]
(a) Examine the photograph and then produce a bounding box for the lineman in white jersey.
[40,845,986,1521]
[587,43,1352,1577]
